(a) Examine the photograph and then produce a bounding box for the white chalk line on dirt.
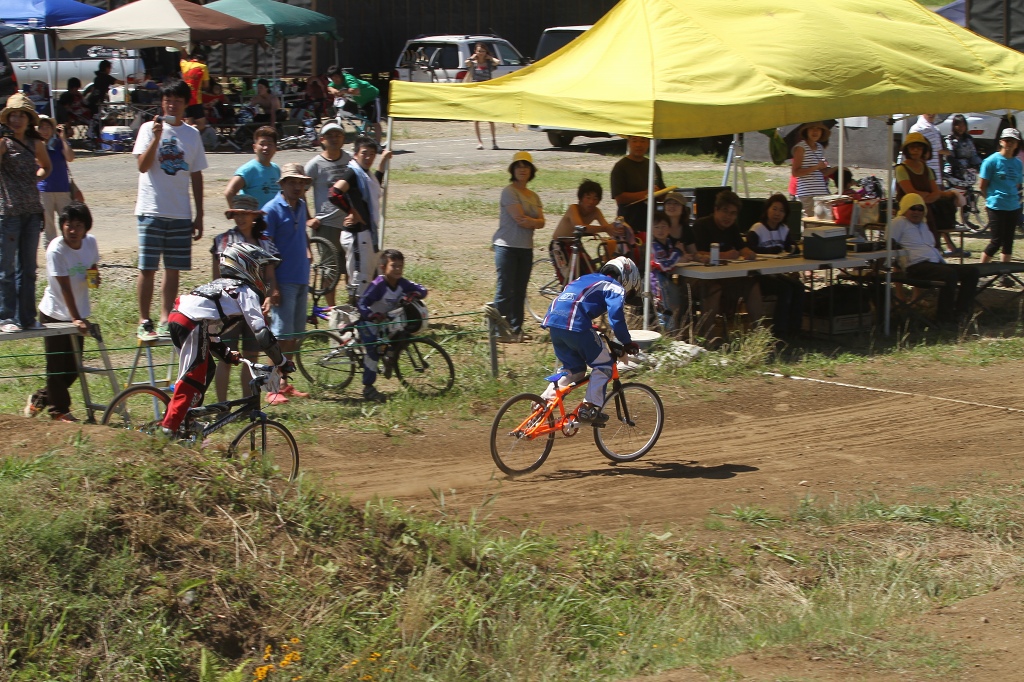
[763,372,1024,414]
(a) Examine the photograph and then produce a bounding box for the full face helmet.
[601,256,642,296]
[220,243,280,300]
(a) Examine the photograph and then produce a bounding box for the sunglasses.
[907,205,925,211]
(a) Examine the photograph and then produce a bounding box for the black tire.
[594,382,664,462]
[229,419,299,481]
[309,235,341,297]
[101,384,171,432]
[393,337,455,396]
[526,256,561,323]
[296,330,358,391]
[547,131,574,148]
[489,393,555,476]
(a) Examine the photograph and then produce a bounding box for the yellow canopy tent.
[387,0,1024,334]
[389,0,1024,136]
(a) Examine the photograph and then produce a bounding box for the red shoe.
[278,383,309,398]
[265,392,289,405]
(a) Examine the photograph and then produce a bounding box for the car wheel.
[547,131,574,148]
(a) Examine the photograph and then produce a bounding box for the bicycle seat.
[545,371,567,383]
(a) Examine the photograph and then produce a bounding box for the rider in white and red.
[161,243,291,433]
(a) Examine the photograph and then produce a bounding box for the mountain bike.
[296,304,455,396]
[100,359,299,481]
[489,332,663,476]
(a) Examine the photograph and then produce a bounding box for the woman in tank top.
[791,121,834,216]
[465,43,500,150]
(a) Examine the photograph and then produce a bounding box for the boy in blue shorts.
[357,249,428,403]
[540,256,641,424]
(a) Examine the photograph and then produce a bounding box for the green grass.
[2,438,1022,680]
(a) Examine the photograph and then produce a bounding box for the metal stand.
[721,133,750,197]
[0,322,120,423]
[125,337,179,390]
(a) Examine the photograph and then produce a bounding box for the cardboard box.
[803,225,847,259]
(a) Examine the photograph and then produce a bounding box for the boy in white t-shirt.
[25,202,100,422]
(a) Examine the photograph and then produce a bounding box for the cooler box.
[802,225,847,260]
[100,126,133,152]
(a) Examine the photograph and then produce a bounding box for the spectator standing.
[464,44,499,150]
[890,193,979,326]
[304,122,352,305]
[24,202,98,421]
[610,136,664,235]
[493,151,545,341]
[262,162,313,404]
[86,60,123,112]
[36,116,78,248]
[179,50,214,149]
[978,128,1024,266]
[225,126,281,209]
[132,79,208,340]
[0,92,52,333]
[328,135,392,298]
[791,122,833,217]
[210,195,280,402]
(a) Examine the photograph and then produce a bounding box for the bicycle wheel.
[393,337,455,396]
[229,419,299,481]
[962,193,988,232]
[101,384,171,432]
[309,236,341,297]
[526,257,561,323]
[594,382,664,462]
[489,393,555,476]
[296,330,358,391]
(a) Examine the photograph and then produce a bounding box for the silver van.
[0,26,144,95]
[393,35,527,83]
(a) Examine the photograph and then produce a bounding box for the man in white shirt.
[133,78,208,341]
[890,193,979,325]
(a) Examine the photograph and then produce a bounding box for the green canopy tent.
[204,0,337,79]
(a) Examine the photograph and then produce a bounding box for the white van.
[392,35,527,83]
[0,27,144,93]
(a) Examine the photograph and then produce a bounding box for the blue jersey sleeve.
[604,287,632,344]
[357,278,388,318]
[398,278,428,299]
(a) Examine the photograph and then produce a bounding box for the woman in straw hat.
[791,121,835,217]
[0,92,52,333]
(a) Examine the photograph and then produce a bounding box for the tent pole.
[838,119,845,195]
[884,117,894,336]
[738,133,749,197]
[378,116,394,251]
[721,135,735,187]
[642,138,656,332]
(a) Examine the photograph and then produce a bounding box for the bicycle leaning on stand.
[489,331,664,477]
[296,302,455,396]
[100,358,299,481]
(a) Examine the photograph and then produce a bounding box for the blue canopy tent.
[936,0,965,26]
[0,0,107,114]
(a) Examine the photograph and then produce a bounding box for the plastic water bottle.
[710,243,720,265]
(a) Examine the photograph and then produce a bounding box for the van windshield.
[535,30,585,61]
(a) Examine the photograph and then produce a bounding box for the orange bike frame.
[515,361,621,440]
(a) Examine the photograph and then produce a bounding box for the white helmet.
[220,243,280,300]
[601,256,642,296]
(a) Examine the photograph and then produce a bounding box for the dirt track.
[296,359,1024,535]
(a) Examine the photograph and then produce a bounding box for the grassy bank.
[1,428,1022,681]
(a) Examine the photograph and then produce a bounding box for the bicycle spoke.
[394,338,454,396]
[594,383,664,463]
[489,393,555,476]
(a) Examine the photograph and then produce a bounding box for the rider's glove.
[624,342,641,356]
[369,312,386,322]
[280,360,296,374]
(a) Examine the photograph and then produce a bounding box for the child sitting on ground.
[540,256,641,424]
[25,202,100,422]
[160,243,293,435]
[356,249,428,403]
[649,211,690,334]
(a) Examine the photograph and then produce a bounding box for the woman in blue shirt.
[36,116,78,249]
[979,128,1023,265]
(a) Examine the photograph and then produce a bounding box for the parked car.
[392,35,527,83]
[527,25,611,148]
[0,25,144,95]
[0,29,16,110]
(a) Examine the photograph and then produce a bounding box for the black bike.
[101,359,299,480]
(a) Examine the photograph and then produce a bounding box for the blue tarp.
[0,0,104,28]
[936,0,965,27]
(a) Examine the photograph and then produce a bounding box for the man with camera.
[132,78,208,341]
